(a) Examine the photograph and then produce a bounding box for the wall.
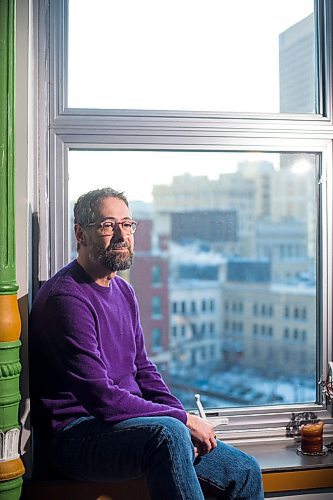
[15,0,36,477]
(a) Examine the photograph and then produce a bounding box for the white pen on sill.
[194,393,207,419]
[195,393,229,426]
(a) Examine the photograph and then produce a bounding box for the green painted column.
[0,0,25,498]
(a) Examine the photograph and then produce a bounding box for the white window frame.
[35,0,333,443]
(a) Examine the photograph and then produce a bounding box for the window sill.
[238,440,333,473]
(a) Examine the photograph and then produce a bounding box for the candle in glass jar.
[300,421,324,453]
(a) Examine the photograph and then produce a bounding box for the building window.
[67,0,317,114]
[152,265,162,287]
[45,0,332,420]
[152,328,162,352]
[152,296,162,318]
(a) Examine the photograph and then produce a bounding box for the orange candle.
[300,421,324,453]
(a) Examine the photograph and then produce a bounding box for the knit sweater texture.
[29,260,187,439]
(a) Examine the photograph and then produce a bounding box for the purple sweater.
[29,260,187,439]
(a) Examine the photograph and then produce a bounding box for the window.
[151,296,162,318]
[151,265,162,287]
[152,328,163,353]
[302,307,307,320]
[40,0,332,435]
[67,0,316,114]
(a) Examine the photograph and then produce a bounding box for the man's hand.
[186,413,217,456]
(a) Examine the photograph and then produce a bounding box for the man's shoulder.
[113,274,135,296]
[33,261,87,304]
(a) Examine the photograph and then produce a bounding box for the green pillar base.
[0,477,22,500]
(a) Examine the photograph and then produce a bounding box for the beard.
[89,240,134,272]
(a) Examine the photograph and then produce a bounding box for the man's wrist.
[186,412,195,429]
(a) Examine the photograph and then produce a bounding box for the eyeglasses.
[87,219,138,235]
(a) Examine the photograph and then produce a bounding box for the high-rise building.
[279,14,315,113]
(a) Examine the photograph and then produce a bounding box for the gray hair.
[74,187,129,227]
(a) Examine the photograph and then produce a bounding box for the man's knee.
[247,455,262,478]
[244,454,263,491]
[155,417,190,439]
[149,417,192,454]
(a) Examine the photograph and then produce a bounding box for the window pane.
[68,0,316,113]
[152,265,162,287]
[68,150,318,409]
[152,328,163,353]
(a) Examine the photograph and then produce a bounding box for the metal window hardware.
[286,411,319,437]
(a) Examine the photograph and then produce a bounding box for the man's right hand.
[186,413,217,456]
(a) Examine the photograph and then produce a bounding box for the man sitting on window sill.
[29,187,264,500]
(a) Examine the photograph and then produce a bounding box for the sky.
[68,150,283,202]
[67,0,314,202]
[68,0,314,111]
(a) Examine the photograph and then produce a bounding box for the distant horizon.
[68,152,283,202]
[68,151,315,203]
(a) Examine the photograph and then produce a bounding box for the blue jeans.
[50,416,264,500]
